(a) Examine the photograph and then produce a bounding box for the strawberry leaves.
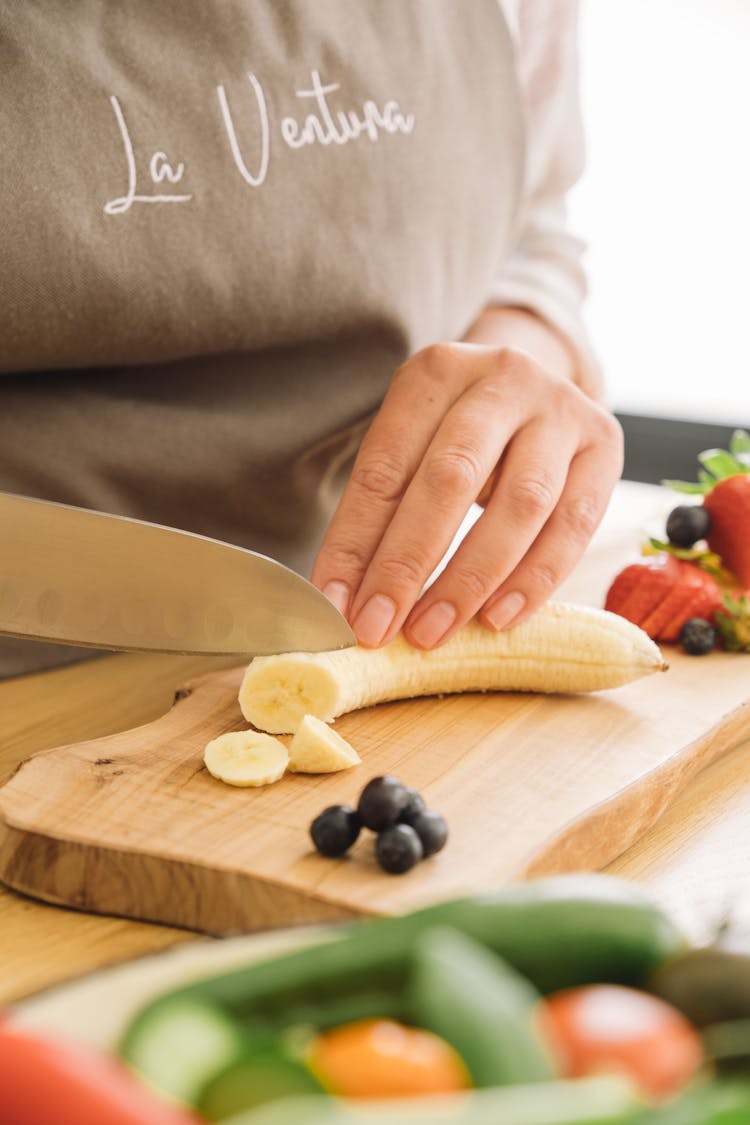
[646,539,728,579]
[730,429,750,464]
[664,429,750,495]
[715,593,750,653]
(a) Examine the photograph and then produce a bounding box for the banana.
[288,714,361,773]
[203,730,289,787]
[239,602,667,734]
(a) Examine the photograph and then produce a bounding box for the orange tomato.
[307,1018,470,1099]
[539,984,704,1100]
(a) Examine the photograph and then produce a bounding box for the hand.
[312,338,623,649]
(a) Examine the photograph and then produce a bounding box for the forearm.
[461,305,604,402]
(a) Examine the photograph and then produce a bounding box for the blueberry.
[679,617,716,656]
[310,805,361,857]
[409,810,449,857]
[375,824,423,874]
[398,787,426,826]
[357,776,411,831]
[666,505,711,547]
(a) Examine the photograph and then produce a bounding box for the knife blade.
[0,492,356,656]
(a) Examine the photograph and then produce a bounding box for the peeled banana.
[288,714,361,773]
[239,602,666,734]
[203,730,289,786]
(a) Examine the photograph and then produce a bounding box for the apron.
[0,0,524,676]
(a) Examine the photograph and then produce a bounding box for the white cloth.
[493,0,599,389]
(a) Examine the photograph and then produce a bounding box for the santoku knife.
[0,492,356,656]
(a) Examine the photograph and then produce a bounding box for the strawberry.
[703,476,750,587]
[665,429,750,587]
[605,554,680,627]
[605,556,722,642]
[658,570,724,642]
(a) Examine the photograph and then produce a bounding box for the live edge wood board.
[1,635,749,935]
[1,484,748,935]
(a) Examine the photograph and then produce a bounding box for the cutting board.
[1,488,749,935]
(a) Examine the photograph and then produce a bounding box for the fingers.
[477,424,623,632]
[308,351,454,616]
[344,377,522,646]
[403,419,577,646]
[319,351,537,648]
[313,339,624,651]
[405,410,622,646]
[311,345,469,621]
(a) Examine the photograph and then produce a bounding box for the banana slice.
[288,714,361,774]
[203,731,289,787]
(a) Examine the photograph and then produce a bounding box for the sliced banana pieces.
[288,714,361,773]
[239,603,667,734]
[203,731,288,787]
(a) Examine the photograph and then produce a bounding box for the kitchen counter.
[1,481,749,1006]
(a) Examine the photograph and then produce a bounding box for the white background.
[570,0,750,425]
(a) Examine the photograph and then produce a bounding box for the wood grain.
[1,637,748,935]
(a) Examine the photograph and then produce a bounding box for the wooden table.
[2,482,749,1006]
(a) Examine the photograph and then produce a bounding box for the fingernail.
[322,580,350,617]
[408,601,457,648]
[484,591,527,630]
[353,593,397,647]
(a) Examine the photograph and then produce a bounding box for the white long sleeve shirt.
[493,0,599,391]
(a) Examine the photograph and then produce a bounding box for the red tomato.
[539,985,704,1100]
[0,1024,199,1125]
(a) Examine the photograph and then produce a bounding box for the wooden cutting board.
[1,489,749,936]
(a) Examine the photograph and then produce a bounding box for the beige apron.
[0,0,523,676]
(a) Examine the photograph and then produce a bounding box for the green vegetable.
[119,996,245,1105]
[119,875,685,1103]
[408,926,554,1087]
[412,875,686,993]
[196,1046,326,1121]
[126,876,683,1021]
[222,1078,750,1125]
[270,990,408,1032]
[222,1076,640,1124]
[632,1079,750,1124]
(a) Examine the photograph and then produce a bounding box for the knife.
[0,492,356,656]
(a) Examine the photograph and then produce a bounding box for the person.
[0,0,623,678]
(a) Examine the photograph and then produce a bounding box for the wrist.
[461,305,604,402]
